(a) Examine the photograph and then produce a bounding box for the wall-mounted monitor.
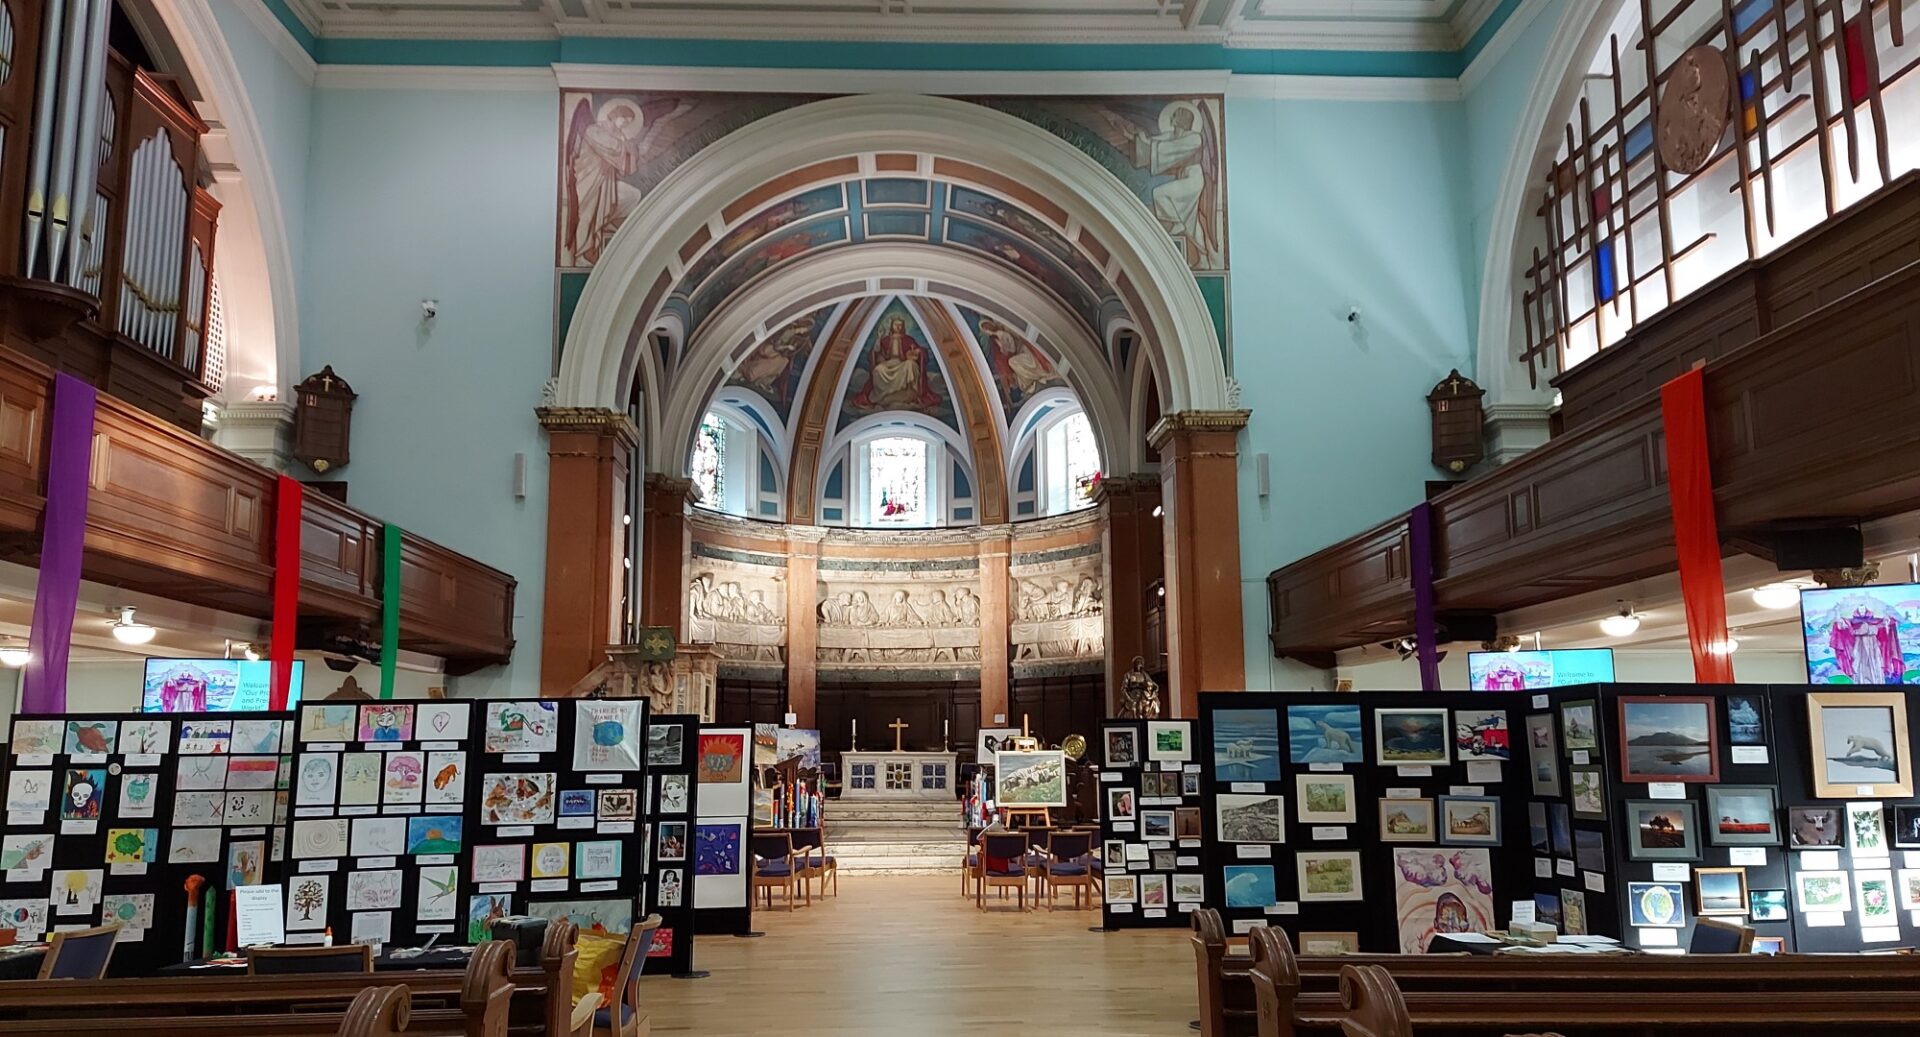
[1800,583,1919,685]
[1467,649,1616,690]
[141,659,305,712]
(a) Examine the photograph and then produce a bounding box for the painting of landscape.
[1617,697,1718,782]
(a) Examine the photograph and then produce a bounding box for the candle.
[852,719,857,738]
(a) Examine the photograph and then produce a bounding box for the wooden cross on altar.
[889,718,909,752]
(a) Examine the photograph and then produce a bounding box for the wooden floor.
[641,874,1196,1036]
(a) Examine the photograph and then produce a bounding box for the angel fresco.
[1101,99,1223,271]
[562,96,696,266]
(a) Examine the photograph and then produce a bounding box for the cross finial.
[889,718,909,752]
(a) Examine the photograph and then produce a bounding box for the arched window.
[1038,411,1100,516]
[866,436,928,526]
[1520,0,1918,384]
[691,413,726,511]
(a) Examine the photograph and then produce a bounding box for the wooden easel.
[996,715,1053,829]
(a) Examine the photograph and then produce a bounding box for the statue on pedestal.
[1118,656,1161,719]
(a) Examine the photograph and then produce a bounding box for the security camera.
[1346,305,1361,323]
[421,299,439,320]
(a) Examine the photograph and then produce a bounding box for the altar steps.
[825,798,966,875]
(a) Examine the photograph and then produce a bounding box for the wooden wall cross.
[889,718,909,752]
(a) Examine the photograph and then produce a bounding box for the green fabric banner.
[380,522,401,700]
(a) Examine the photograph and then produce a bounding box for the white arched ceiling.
[657,242,1129,484]
[557,93,1228,447]
[1473,0,1624,406]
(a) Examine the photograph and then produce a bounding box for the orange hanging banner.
[1659,368,1735,683]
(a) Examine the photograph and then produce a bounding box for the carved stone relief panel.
[1009,541,1104,673]
[687,542,788,666]
[815,554,982,675]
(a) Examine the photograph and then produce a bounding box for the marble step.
[827,801,962,819]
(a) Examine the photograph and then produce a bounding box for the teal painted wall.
[300,85,560,696]
[1226,94,1475,689]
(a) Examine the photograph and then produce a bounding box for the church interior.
[0,0,1918,1033]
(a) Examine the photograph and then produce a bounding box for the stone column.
[784,525,826,728]
[1149,410,1250,718]
[640,474,697,637]
[974,525,1013,726]
[536,407,639,696]
[1095,474,1164,711]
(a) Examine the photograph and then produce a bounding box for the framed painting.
[1298,932,1360,955]
[1806,692,1913,798]
[1704,786,1780,846]
[1436,795,1500,846]
[1787,806,1842,849]
[1627,881,1685,928]
[1296,850,1363,902]
[1104,728,1139,769]
[1559,699,1598,754]
[1616,696,1719,783]
[1294,774,1356,824]
[1146,721,1192,763]
[1625,800,1699,861]
[1893,804,1920,848]
[1373,708,1450,766]
[1568,766,1607,820]
[1525,714,1560,797]
[1377,798,1435,843]
[1693,867,1748,916]
[1212,709,1282,781]
[1287,704,1363,765]
[1748,888,1789,921]
[995,750,1067,807]
[1389,848,1491,951]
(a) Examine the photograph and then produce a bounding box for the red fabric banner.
[270,475,304,710]
[1659,368,1735,683]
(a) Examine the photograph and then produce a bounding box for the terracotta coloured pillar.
[1096,474,1164,711]
[1150,411,1250,718]
[975,526,1013,726]
[784,526,825,728]
[536,407,638,696]
[641,474,696,638]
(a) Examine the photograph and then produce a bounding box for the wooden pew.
[0,941,516,1037]
[339,986,413,1037]
[1191,908,1256,1037]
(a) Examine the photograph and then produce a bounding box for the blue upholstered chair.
[790,826,836,901]
[1688,917,1754,953]
[1039,831,1095,910]
[593,913,662,1037]
[752,830,800,910]
[977,832,1032,911]
[37,922,119,979]
[961,826,985,897]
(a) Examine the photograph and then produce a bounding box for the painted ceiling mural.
[836,298,960,432]
[955,306,1066,418]
[725,306,832,425]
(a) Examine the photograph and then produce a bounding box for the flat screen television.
[1467,649,1616,690]
[1800,583,1920,685]
[141,658,305,712]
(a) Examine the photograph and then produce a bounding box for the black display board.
[3,712,293,974]
[643,713,699,975]
[1097,717,1202,928]
[1194,692,1535,952]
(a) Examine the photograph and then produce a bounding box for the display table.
[840,751,957,800]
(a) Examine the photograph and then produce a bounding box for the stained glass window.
[692,413,725,510]
[866,436,927,525]
[1043,412,1100,515]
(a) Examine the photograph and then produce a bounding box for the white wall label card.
[1555,859,1575,876]
[1275,902,1299,915]
[1230,782,1265,793]
[1806,910,1845,928]
[1638,928,1678,946]
[6,811,41,827]
[125,754,161,768]
[1863,926,1902,943]
[298,860,339,873]
[1101,772,1120,783]
[497,826,535,839]
[580,880,618,893]
[1511,901,1535,923]
[60,820,96,836]
[1730,746,1768,764]
[307,743,346,754]
[340,806,376,817]
[1113,903,1136,914]
[1113,822,1135,833]
[358,857,397,870]
[596,821,635,835]
[1385,788,1421,799]
[502,753,540,764]
[1311,826,1345,841]
[1801,850,1841,871]
[585,774,620,785]
[1728,847,1767,866]
[1647,782,1685,800]
[1143,909,1166,919]
[1531,694,1549,708]
[1184,764,1202,773]
[234,884,284,947]
[294,807,331,818]
[1534,858,1552,878]
[16,754,52,768]
[421,742,457,752]
[1308,763,1343,772]
[477,882,514,894]
[1179,839,1201,849]
[109,863,147,876]
[418,924,455,935]
[1650,863,1690,882]
[1571,750,1589,765]
[1857,785,1877,796]
[558,817,593,830]
[417,854,455,866]
[1464,762,1502,784]
[1178,856,1199,867]
[530,879,568,892]
[233,828,267,837]
[1905,851,1920,868]
[1448,786,1484,797]
[1237,845,1272,859]
[1396,766,1433,778]
[1583,871,1605,892]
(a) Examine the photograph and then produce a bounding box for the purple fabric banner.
[1409,501,1441,692]
[21,374,98,712]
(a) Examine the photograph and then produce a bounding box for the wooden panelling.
[0,356,48,533]
[1264,517,1409,657]
[397,531,516,666]
[298,493,378,622]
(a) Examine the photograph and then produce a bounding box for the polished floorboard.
[641,874,1194,1036]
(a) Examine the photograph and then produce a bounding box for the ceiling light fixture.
[1708,636,1740,656]
[0,639,29,667]
[110,606,156,646]
[1751,583,1802,610]
[1150,505,1164,519]
[1599,602,1641,638]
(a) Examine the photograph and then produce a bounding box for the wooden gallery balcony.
[0,348,516,672]
[1267,174,1920,663]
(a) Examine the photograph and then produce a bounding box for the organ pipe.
[43,0,92,277]
[63,0,111,287]
[22,0,67,278]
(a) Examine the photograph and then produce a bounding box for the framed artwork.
[1752,936,1786,954]
[1102,840,1124,868]
[1693,867,1748,915]
[63,721,116,758]
[1150,849,1176,871]
[1616,696,1719,783]
[1221,865,1274,908]
[1286,704,1363,765]
[406,816,462,855]
[1436,795,1500,846]
[1106,787,1135,821]
[1140,811,1174,840]
[1898,871,1920,910]
[573,701,643,772]
[1138,874,1169,908]
[695,823,743,877]
[1298,932,1360,955]
[657,821,688,862]
[1860,870,1895,926]
[1846,801,1889,857]
[1373,708,1450,766]
[1104,728,1138,768]
[1627,881,1685,927]
[1389,848,1490,951]
[1561,888,1587,935]
[1527,802,1549,853]
[1171,875,1205,903]
[1215,794,1283,843]
[1794,870,1850,913]
[1525,714,1560,796]
[1294,774,1356,824]
[1105,875,1139,905]
[1893,804,1920,848]
[359,704,414,743]
[1453,709,1509,762]
[697,733,746,784]
[1146,721,1192,763]
[1212,709,1282,781]
[648,725,684,767]
[1748,888,1790,921]
[1548,802,1572,858]
[416,702,471,741]
[1725,694,1767,746]
[995,751,1067,807]
[1378,798,1435,843]
[479,773,557,825]
[1568,767,1607,819]
[1532,892,1562,930]
[1787,806,1842,848]
[1174,806,1203,840]
[1625,800,1699,860]
[1297,850,1363,902]
[1704,786,1780,846]
[1806,692,1913,798]
[1574,829,1606,873]
[483,702,558,754]
[1559,699,1598,754]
